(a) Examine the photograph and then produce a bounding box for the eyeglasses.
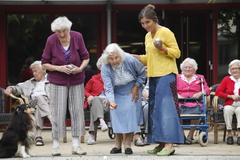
[230,68,240,71]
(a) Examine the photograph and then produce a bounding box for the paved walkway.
[1,126,240,159]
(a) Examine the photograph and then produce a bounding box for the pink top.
[177,74,211,107]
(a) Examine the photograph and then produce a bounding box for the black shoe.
[227,136,234,145]
[237,137,240,145]
[125,148,133,154]
[110,147,122,154]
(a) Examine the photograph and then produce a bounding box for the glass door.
[166,10,212,85]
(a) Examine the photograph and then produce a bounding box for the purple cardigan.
[42,31,89,86]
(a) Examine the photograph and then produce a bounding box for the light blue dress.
[111,81,139,133]
[101,53,146,133]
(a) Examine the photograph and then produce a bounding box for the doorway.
[166,10,213,85]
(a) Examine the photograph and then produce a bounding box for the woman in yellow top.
[132,4,183,156]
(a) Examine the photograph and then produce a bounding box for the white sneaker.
[52,147,61,156]
[173,143,179,147]
[143,137,150,145]
[72,146,87,155]
[134,137,144,146]
[87,136,95,145]
[101,123,108,132]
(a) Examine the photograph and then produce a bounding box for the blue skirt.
[110,81,142,133]
[148,73,184,144]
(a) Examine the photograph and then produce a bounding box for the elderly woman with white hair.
[216,59,240,145]
[41,16,89,156]
[101,43,146,154]
[84,56,109,145]
[177,57,210,144]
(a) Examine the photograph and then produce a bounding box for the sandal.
[36,136,44,146]
[185,136,193,145]
[157,148,175,156]
[147,146,163,154]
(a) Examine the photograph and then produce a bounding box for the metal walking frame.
[179,78,209,147]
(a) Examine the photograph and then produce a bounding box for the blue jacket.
[101,53,146,102]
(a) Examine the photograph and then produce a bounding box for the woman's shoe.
[35,136,44,146]
[143,137,150,145]
[185,136,193,145]
[226,136,234,145]
[183,136,187,144]
[134,137,144,146]
[157,148,175,156]
[237,137,240,145]
[110,147,122,154]
[125,148,133,154]
[147,146,163,154]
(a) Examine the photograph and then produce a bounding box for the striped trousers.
[50,83,85,138]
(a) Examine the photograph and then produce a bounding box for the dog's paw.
[22,154,31,158]
[29,153,35,157]
[15,152,22,157]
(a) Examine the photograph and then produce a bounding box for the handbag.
[180,104,202,114]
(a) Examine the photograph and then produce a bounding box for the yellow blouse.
[140,27,180,77]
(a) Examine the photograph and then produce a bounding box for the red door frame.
[0,10,7,89]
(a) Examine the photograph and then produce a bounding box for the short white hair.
[30,61,45,73]
[101,43,126,64]
[228,59,240,75]
[51,16,72,32]
[180,57,198,71]
[96,56,104,70]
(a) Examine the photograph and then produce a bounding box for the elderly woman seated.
[176,57,210,144]
[216,59,240,145]
[84,57,109,145]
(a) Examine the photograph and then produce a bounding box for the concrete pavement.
[1,126,240,160]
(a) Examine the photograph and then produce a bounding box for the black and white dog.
[0,104,36,158]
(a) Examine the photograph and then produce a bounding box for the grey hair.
[30,61,45,72]
[180,57,198,71]
[228,59,240,75]
[101,43,126,64]
[51,16,72,32]
[96,56,104,70]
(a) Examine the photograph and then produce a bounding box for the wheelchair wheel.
[198,131,208,147]
[108,128,115,139]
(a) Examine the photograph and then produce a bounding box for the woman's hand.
[154,39,163,49]
[228,95,240,101]
[153,40,167,54]
[87,95,93,104]
[128,85,139,103]
[102,99,110,108]
[193,92,202,98]
[142,91,149,99]
[69,64,84,75]
[178,94,184,98]
[109,101,118,110]
[57,65,72,75]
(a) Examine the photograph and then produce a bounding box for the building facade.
[0,0,240,89]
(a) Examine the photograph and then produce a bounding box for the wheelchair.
[179,78,209,147]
